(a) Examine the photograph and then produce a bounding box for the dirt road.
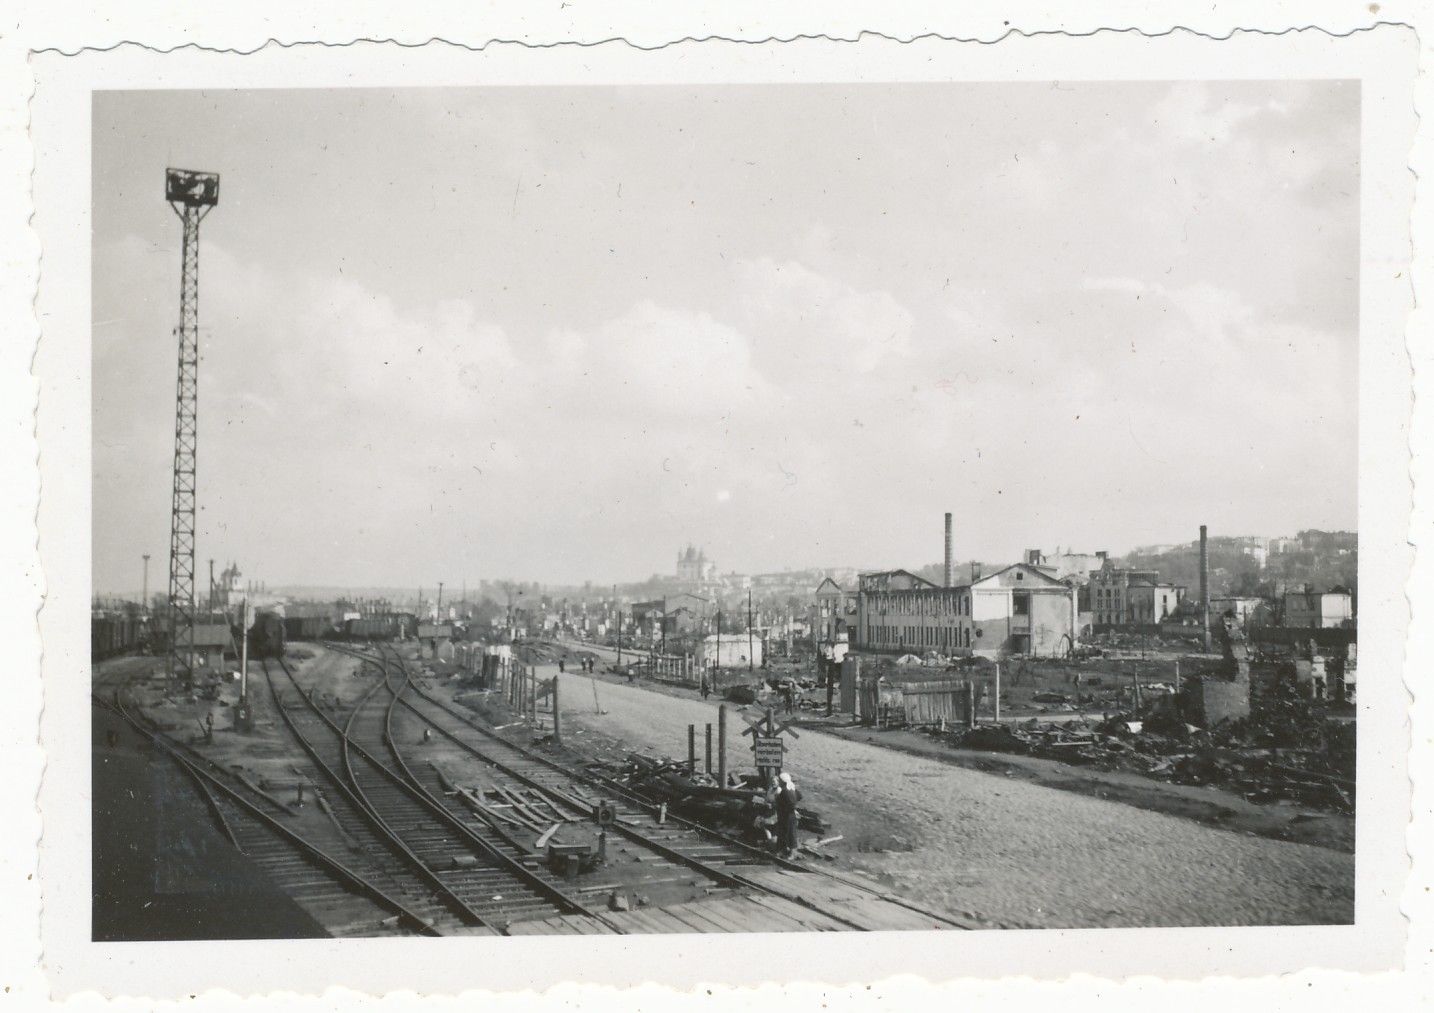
[549,664,1352,929]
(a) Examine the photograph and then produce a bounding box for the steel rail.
[94,690,443,936]
[386,659,881,933]
[374,644,975,931]
[259,660,497,930]
[378,648,762,895]
[366,650,625,932]
[279,656,613,931]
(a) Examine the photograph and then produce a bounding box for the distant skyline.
[93,82,1359,592]
[92,525,1354,600]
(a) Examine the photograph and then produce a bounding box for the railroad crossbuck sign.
[742,708,798,772]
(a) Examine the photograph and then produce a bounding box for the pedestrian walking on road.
[775,771,802,857]
[700,672,710,700]
[559,658,566,674]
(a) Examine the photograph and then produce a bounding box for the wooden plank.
[492,785,550,831]
[659,906,724,934]
[741,893,848,932]
[522,790,574,823]
[633,907,700,935]
[457,788,529,829]
[506,919,564,935]
[564,916,609,935]
[683,898,767,933]
[612,908,674,935]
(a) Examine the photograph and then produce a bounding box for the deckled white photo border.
[27,25,1417,999]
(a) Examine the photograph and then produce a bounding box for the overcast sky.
[92,82,1359,592]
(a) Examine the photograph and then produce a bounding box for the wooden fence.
[896,679,977,727]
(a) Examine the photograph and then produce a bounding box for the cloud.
[732,257,914,377]
[90,82,1360,589]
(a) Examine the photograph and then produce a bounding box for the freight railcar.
[345,616,399,641]
[246,610,287,660]
[283,615,326,641]
[91,614,144,661]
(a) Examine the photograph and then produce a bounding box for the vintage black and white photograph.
[82,77,1374,942]
[20,20,1421,997]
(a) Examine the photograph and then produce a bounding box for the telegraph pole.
[747,589,755,673]
[437,581,445,619]
[163,167,219,684]
[141,554,151,613]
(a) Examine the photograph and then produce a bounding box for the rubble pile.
[944,709,1353,813]
[599,752,829,842]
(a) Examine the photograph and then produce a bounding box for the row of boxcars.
[283,615,327,641]
[91,613,151,661]
[342,616,416,640]
[93,609,428,663]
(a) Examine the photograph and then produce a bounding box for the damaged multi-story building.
[854,562,1079,658]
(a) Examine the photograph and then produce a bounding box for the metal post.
[718,705,728,787]
[705,723,713,774]
[747,589,754,673]
[687,724,696,774]
[1199,524,1211,653]
[239,597,248,701]
[552,676,562,745]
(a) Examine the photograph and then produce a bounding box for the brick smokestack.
[944,513,953,588]
[1200,524,1211,652]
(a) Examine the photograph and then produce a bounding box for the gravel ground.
[549,665,1353,929]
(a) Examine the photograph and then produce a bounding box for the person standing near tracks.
[775,771,802,858]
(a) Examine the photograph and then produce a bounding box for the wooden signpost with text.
[741,707,799,784]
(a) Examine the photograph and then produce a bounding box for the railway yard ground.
[550,641,1355,856]
[93,637,1353,936]
[93,644,964,939]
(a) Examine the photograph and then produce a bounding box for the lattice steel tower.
[164,167,220,681]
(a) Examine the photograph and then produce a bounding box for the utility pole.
[613,585,622,665]
[141,554,151,614]
[240,595,249,702]
[437,581,445,620]
[747,589,754,673]
[208,558,215,615]
[163,167,219,685]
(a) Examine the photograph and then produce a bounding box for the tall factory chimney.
[1199,524,1211,652]
[944,513,954,587]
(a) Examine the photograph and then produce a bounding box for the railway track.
[265,657,620,933]
[346,642,971,932]
[93,689,444,937]
[96,641,977,934]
